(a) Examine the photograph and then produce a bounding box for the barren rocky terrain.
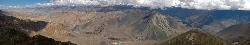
[1,6,250,45]
[2,8,189,45]
[0,10,76,45]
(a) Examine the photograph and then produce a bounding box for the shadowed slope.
[0,10,76,45]
[0,10,48,32]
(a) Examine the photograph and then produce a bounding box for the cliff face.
[0,10,76,45]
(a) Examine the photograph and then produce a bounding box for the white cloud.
[50,0,250,10]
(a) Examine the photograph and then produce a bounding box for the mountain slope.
[218,23,250,42]
[3,6,250,45]
[0,10,76,45]
[238,38,250,45]
[141,13,188,41]
[4,9,189,45]
[160,29,229,45]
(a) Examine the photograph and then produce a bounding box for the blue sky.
[0,0,50,6]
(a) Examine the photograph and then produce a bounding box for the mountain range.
[0,5,250,45]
